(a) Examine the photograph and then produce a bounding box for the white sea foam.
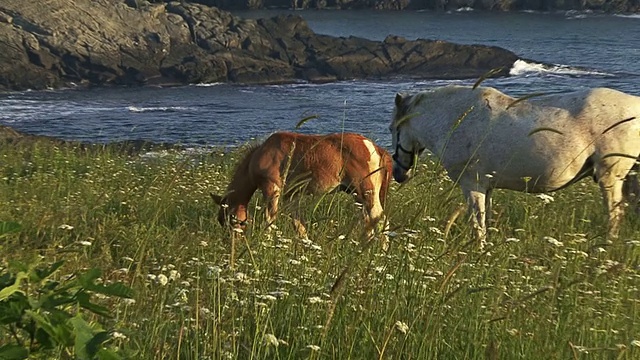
[194,82,222,87]
[509,59,612,77]
[456,7,474,12]
[614,14,640,19]
[127,106,188,113]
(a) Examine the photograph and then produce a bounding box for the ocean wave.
[614,14,640,19]
[127,106,188,113]
[194,82,223,87]
[509,59,612,77]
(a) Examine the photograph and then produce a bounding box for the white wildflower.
[535,194,555,203]
[263,333,279,347]
[394,321,409,334]
[544,236,563,247]
[428,227,443,235]
[169,270,180,281]
[308,296,324,304]
[77,240,92,246]
[256,294,277,302]
[207,266,222,277]
[157,274,169,286]
[58,224,74,230]
[112,331,127,340]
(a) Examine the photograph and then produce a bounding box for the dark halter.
[393,131,423,172]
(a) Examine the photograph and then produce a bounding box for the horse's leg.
[262,181,282,228]
[596,163,629,240]
[354,178,386,248]
[289,195,308,239]
[462,187,488,249]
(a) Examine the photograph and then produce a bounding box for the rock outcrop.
[199,0,639,12]
[0,0,522,91]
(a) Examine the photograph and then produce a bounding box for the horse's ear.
[210,193,223,205]
[395,92,405,109]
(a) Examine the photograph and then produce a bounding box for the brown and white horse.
[212,132,393,239]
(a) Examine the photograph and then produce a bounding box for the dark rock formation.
[0,0,522,91]
[195,0,640,11]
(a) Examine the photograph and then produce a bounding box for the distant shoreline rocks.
[0,0,526,91]
[196,0,639,13]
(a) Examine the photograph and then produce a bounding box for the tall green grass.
[1,139,638,359]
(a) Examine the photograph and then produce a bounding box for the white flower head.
[58,224,74,230]
[544,236,563,247]
[157,274,169,286]
[535,194,555,204]
[395,321,409,334]
[263,333,279,347]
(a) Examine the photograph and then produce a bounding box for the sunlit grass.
[1,139,639,359]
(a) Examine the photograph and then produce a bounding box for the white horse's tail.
[623,158,640,214]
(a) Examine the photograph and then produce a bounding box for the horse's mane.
[232,142,261,176]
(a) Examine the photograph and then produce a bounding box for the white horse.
[390,85,640,247]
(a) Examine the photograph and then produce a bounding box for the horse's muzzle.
[392,165,409,183]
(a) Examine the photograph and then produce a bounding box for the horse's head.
[210,193,248,231]
[390,92,425,183]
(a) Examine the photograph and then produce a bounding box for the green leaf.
[472,68,503,89]
[78,269,133,299]
[0,344,28,360]
[25,310,72,346]
[0,222,21,239]
[96,348,123,360]
[295,114,319,129]
[86,331,111,358]
[76,291,112,318]
[77,268,102,288]
[70,314,95,360]
[0,272,27,301]
[32,260,65,282]
[527,127,564,137]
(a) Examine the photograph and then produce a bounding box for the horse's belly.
[491,165,590,193]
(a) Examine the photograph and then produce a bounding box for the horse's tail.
[623,156,640,214]
[378,147,394,209]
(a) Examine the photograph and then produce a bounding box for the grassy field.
[1,134,639,359]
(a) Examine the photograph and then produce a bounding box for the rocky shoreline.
[195,0,639,13]
[0,0,527,91]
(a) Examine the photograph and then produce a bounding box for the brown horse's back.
[249,132,391,198]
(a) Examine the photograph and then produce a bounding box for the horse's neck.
[227,162,258,206]
[417,90,489,156]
